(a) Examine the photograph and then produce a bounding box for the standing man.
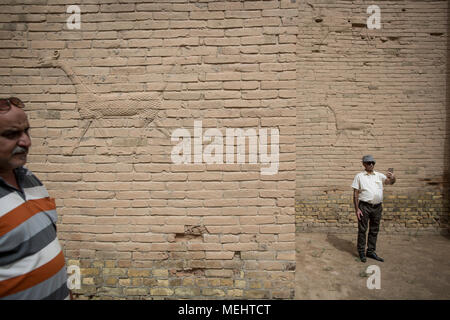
[351,155,396,263]
[0,97,70,299]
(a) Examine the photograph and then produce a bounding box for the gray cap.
[362,155,375,163]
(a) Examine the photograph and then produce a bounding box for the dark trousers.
[357,201,382,254]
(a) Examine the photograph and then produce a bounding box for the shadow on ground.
[326,234,357,257]
[295,233,450,299]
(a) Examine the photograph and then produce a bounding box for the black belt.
[359,200,381,207]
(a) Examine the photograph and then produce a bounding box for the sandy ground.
[295,233,450,299]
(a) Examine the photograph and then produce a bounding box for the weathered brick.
[124,288,148,296]
[150,288,174,296]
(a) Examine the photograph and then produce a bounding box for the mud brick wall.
[0,0,448,300]
[0,1,297,299]
[296,0,449,234]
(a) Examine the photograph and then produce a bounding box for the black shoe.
[366,252,384,262]
[359,253,366,263]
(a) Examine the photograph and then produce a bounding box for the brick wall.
[1,0,297,299]
[296,0,449,234]
[0,0,448,300]
[447,0,450,234]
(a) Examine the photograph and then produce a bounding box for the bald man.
[0,97,70,300]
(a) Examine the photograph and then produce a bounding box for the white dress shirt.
[351,171,387,205]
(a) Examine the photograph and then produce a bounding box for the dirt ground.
[295,232,450,299]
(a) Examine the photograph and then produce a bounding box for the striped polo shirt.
[0,166,69,300]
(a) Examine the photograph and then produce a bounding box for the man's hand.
[356,208,363,221]
[385,172,396,185]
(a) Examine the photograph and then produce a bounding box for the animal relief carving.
[37,50,169,154]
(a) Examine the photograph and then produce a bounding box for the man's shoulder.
[352,172,365,187]
[354,171,366,178]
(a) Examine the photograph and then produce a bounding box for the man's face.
[363,161,375,172]
[0,106,31,173]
